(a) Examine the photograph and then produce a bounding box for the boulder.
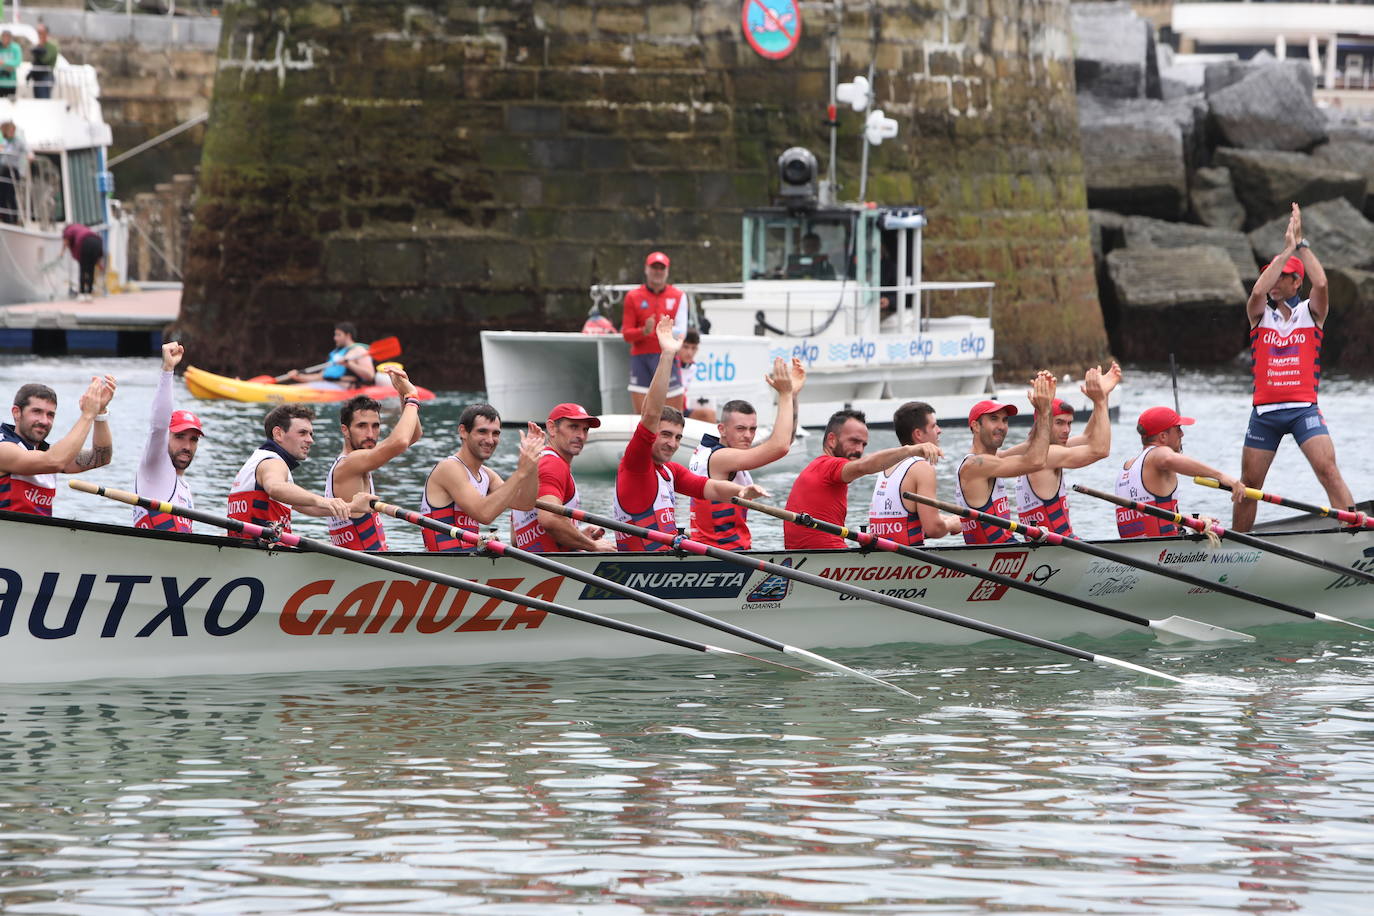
[1121,215,1257,282]
[1312,140,1374,219]
[1213,147,1365,228]
[1247,197,1374,272]
[1078,95,1205,218]
[1088,208,1128,260]
[1156,43,1212,100]
[1207,64,1327,151]
[1325,266,1374,367]
[1204,58,1314,98]
[1071,2,1153,99]
[1104,245,1248,362]
[1190,166,1246,231]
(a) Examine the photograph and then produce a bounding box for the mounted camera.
[776,147,818,211]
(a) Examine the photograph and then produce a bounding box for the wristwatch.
[1296,238,1310,250]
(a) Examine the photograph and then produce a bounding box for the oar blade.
[1150,616,1255,644]
[1093,655,1186,684]
[783,646,921,700]
[1314,612,1374,635]
[368,336,403,360]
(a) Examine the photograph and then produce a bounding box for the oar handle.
[1073,484,1214,536]
[1194,476,1372,528]
[732,495,794,521]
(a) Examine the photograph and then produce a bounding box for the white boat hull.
[2,511,1372,684]
[0,224,67,305]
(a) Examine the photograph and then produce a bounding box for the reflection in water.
[1,640,1372,913]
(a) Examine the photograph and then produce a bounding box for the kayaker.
[419,403,545,552]
[614,316,767,552]
[0,376,116,516]
[687,356,805,550]
[286,322,376,387]
[1000,363,1121,538]
[226,404,363,538]
[511,402,612,552]
[622,251,687,414]
[783,409,941,550]
[953,373,1055,545]
[132,342,203,533]
[1235,203,1354,532]
[868,401,962,546]
[324,368,423,551]
[1115,406,1244,538]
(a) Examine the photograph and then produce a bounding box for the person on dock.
[1235,203,1354,533]
[511,402,612,552]
[616,316,767,552]
[622,251,687,414]
[1,376,116,516]
[287,322,377,387]
[1115,406,1244,538]
[132,342,203,533]
[324,370,423,551]
[420,403,546,553]
[783,408,943,550]
[226,404,364,539]
[953,372,1056,545]
[997,363,1121,538]
[687,356,806,550]
[869,401,963,546]
[60,222,104,301]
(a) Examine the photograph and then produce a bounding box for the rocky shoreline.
[1073,1,1374,368]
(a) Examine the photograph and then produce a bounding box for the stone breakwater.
[175,0,1109,389]
[1073,1,1374,368]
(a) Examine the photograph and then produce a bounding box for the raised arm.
[1248,204,1299,326]
[639,316,682,430]
[64,375,117,474]
[335,369,422,476]
[712,357,806,475]
[1051,365,1114,469]
[1292,205,1328,325]
[137,344,180,492]
[962,373,1056,482]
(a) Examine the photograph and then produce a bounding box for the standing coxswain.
[420,403,544,552]
[132,342,204,533]
[1,375,116,516]
[324,369,423,551]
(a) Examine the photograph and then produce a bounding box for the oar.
[247,336,403,384]
[736,496,1249,644]
[907,490,1374,635]
[371,498,913,695]
[68,482,818,680]
[1193,476,1373,529]
[536,498,1185,684]
[1078,484,1374,588]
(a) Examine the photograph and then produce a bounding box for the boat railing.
[0,158,62,229]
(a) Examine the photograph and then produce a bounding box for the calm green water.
[2,356,1374,912]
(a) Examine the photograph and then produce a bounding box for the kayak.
[183,366,436,404]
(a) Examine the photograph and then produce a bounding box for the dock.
[0,289,180,356]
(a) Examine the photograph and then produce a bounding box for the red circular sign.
[741,0,803,61]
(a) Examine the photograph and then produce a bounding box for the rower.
[420,403,545,552]
[133,342,203,533]
[511,403,612,552]
[325,368,423,551]
[615,316,767,552]
[784,408,942,550]
[1115,406,1244,537]
[869,401,962,545]
[226,404,361,538]
[0,376,116,516]
[1001,363,1120,538]
[286,321,376,387]
[953,371,1055,545]
[687,356,805,550]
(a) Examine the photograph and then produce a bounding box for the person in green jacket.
[0,30,23,98]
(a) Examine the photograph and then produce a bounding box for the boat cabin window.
[67,148,104,227]
[746,214,853,281]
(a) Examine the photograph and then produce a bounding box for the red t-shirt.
[617,422,708,509]
[622,284,685,356]
[537,450,576,502]
[784,455,850,549]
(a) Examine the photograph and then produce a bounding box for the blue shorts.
[628,353,683,396]
[1244,405,1330,451]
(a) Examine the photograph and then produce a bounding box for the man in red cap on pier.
[1114,406,1243,538]
[622,250,688,414]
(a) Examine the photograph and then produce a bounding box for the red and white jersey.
[953,454,1016,545]
[227,448,293,538]
[0,423,56,516]
[614,463,680,552]
[688,437,753,550]
[868,455,926,546]
[511,448,579,552]
[1252,297,1321,408]
[420,455,489,553]
[1015,469,1072,537]
[132,473,193,534]
[324,454,388,552]
[1114,446,1180,538]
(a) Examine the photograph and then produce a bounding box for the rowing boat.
[2,508,1370,684]
[183,366,437,404]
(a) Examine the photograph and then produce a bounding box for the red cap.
[547,403,602,428]
[169,409,204,435]
[645,251,670,269]
[968,399,1019,424]
[1051,398,1074,416]
[1137,406,1194,437]
[1270,254,1304,280]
